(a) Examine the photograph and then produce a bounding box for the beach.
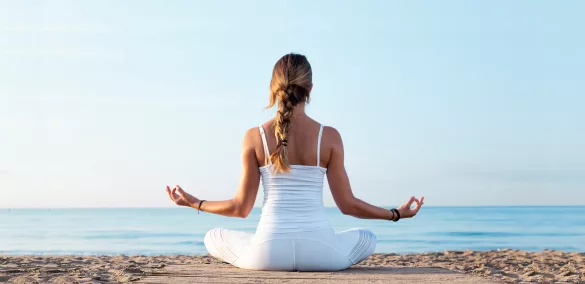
[2,249,583,283]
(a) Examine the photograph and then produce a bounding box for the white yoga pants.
[204,227,376,271]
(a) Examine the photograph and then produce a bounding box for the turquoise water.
[1,207,584,255]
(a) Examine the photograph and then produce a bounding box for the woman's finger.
[173,194,182,204]
[171,188,180,203]
[176,185,185,197]
[412,199,421,213]
[413,197,425,215]
[406,196,417,209]
[167,186,176,201]
[166,186,174,200]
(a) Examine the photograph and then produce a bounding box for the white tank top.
[256,124,331,234]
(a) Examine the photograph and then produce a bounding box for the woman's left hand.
[396,196,424,219]
[166,185,200,207]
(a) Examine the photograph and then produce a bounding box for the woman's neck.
[291,103,307,118]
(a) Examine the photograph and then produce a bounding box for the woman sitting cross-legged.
[166,53,424,271]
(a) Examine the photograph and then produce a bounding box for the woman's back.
[257,121,330,234]
[257,117,330,168]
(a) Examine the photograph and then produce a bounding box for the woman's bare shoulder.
[244,126,259,138]
[242,126,265,150]
[244,119,273,140]
[322,126,342,144]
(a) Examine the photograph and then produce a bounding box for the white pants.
[204,227,376,271]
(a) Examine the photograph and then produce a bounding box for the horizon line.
[2,205,584,210]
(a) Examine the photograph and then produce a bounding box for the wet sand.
[1,249,583,283]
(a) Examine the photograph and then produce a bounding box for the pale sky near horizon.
[1,1,583,208]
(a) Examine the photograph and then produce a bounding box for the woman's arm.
[325,127,424,221]
[166,128,261,218]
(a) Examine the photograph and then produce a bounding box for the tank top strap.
[259,125,271,165]
[316,124,324,166]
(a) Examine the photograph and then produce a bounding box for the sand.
[1,250,583,283]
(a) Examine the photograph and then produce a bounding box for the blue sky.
[1,1,583,208]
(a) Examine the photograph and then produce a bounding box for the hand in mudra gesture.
[166,185,199,207]
[397,196,424,219]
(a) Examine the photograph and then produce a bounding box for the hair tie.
[281,139,288,146]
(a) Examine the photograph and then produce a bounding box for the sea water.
[1,207,584,255]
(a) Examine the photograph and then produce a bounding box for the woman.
[166,53,424,271]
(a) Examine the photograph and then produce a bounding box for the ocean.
[1,207,584,256]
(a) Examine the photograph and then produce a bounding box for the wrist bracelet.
[391,208,400,222]
[198,200,206,214]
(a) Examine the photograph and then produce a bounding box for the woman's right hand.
[166,185,200,208]
[396,196,424,219]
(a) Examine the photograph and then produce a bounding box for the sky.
[0,1,583,208]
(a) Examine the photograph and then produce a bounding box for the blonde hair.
[267,53,313,173]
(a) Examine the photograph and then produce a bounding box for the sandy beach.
[1,249,583,283]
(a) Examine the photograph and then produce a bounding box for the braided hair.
[267,53,313,173]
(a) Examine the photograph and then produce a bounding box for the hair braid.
[270,88,296,172]
[267,53,312,173]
